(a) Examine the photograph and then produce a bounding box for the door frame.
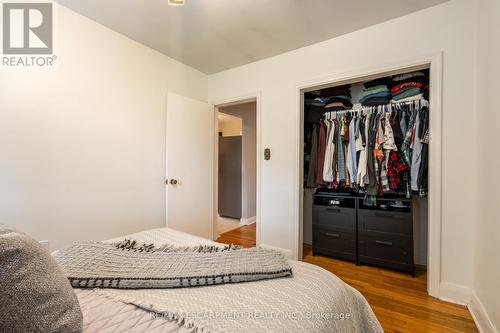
[212,92,262,245]
[293,52,443,298]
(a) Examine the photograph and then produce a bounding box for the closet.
[303,69,429,276]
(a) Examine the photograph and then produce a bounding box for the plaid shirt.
[387,150,409,190]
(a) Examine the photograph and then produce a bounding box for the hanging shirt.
[322,119,336,182]
[357,114,370,187]
[382,111,397,151]
[347,115,358,184]
[366,114,378,196]
[411,110,423,191]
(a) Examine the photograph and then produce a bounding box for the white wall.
[209,0,476,291]
[0,4,207,250]
[220,102,257,219]
[473,0,500,330]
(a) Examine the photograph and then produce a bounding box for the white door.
[166,92,214,239]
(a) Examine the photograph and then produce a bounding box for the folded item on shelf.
[359,91,392,105]
[392,71,426,82]
[391,81,424,94]
[390,75,428,89]
[305,98,327,107]
[323,98,353,109]
[362,85,390,97]
[324,102,349,111]
[392,87,422,101]
[391,93,424,104]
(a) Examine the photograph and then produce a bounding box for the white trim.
[293,52,444,299]
[212,102,219,241]
[259,243,293,259]
[240,216,256,225]
[212,92,262,247]
[469,293,498,333]
[426,52,444,298]
[439,282,472,305]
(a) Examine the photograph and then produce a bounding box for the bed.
[71,227,383,333]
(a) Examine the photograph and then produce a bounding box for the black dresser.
[312,194,357,261]
[312,192,414,275]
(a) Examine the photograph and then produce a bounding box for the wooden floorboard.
[217,224,478,333]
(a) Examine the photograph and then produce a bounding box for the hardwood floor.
[217,223,256,248]
[217,224,478,333]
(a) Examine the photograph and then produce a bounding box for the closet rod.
[323,98,428,117]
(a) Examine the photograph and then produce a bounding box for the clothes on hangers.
[308,99,429,200]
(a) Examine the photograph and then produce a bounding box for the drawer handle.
[374,212,394,218]
[326,208,341,213]
[325,232,340,238]
[375,240,393,246]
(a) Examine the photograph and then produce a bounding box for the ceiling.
[57,0,448,74]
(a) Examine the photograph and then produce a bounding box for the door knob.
[169,179,178,185]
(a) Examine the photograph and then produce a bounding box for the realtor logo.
[2,2,56,67]
[2,2,53,54]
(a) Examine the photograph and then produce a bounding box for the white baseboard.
[259,244,293,259]
[439,282,472,305]
[437,282,497,333]
[240,216,256,225]
[468,292,498,333]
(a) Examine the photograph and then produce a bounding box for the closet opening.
[298,62,439,294]
[215,100,257,245]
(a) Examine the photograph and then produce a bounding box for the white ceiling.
[57,0,448,74]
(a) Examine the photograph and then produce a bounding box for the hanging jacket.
[315,121,327,185]
[306,124,319,188]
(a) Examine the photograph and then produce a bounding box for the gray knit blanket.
[53,241,292,289]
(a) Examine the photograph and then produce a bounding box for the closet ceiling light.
[168,0,185,6]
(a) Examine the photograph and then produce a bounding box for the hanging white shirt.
[322,119,336,182]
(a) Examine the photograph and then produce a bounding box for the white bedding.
[73,228,382,333]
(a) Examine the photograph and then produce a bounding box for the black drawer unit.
[358,210,412,235]
[358,230,413,273]
[357,197,414,275]
[313,206,356,229]
[311,192,415,275]
[312,194,357,262]
[313,226,356,261]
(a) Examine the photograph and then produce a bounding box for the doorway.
[295,54,443,298]
[215,101,258,241]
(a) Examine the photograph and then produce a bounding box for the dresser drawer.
[313,227,356,261]
[313,205,356,230]
[358,210,412,235]
[358,231,413,268]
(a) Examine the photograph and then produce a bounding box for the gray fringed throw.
[53,242,292,289]
[114,238,242,253]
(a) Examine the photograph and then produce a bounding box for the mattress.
[72,227,382,332]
